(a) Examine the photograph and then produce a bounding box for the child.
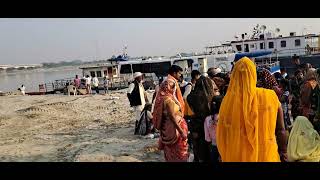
[279,79,292,130]
[135,103,154,136]
[204,95,223,162]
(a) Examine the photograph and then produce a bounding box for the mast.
[123,44,128,57]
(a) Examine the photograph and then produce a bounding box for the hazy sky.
[1,18,320,65]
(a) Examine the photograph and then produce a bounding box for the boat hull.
[278,54,320,74]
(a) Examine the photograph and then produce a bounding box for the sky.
[1,18,320,65]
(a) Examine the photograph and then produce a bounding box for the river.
[0,66,82,92]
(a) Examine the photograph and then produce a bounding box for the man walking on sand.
[92,75,99,94]
[103,76,109,94]
[127,72,149,134]
[84,75,92,94]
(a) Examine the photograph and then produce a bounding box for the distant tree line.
[41,59,109,68]
[42,60,83,68]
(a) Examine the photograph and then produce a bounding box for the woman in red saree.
[153,74,189,162]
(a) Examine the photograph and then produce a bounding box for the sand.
[0,91,164,162]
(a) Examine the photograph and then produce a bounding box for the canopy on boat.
[234,50,273,61]
[108,55,129,62]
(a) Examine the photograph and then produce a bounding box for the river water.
[0,66,82,92]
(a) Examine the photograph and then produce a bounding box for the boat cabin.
[230,33,320,58]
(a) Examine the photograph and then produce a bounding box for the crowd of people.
[67,74,110,95]
[127,55,320,162]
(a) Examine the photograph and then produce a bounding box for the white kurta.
[128,82,146,121]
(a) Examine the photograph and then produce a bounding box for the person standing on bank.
[20,85,26,95]
[127,72,149,133]
[74,75,81,89]
[216,57,288,162]
[85,75,92,94]
[103,76,109,94]
[92,75,99,94]
[153,65,189,162]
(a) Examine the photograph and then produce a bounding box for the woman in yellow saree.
[216,57,288,162]
[288,116,320,162]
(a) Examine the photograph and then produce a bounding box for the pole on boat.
[130,64,134,80]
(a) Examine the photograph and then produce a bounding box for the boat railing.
[309,47,320,55]
[109,76,129,89]
[275,48,306,57]
[53,78,73,90]
[40,78,73,93]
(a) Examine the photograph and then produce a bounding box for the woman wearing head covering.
[187,75,216,162]
[300,69,319,120]
[153,73,188,162]
[288,116,320,162]
[258,68,279,89]
[257,68,282,97]
[216,57,288,162]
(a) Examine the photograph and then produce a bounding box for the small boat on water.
[25,92,44,95]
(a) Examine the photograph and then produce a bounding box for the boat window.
[112,68,117,76]
[143,63,152,73]
[268,42,274,49]
[96,71,102,77]
[90,71,95,77]
[120,64,132,74]
[132,64,143,73]
[250,44,255,48]
[281,40,286,48]
[151,62,171,76]
[236,45,242,51]
[295,39,301,46]
[244,44,249,52]
[260,43,264,49]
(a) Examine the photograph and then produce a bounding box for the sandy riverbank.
[0,91,164,162]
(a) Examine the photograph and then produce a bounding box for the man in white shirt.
[92,75,99,94]
[183,70,201,100]
[127,72,149,126]
[84,75,92,94]
[20,85,26,95]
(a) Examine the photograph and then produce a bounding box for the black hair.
[191,70,201,79]
[207,67,215,78]
[217,73,226,79]
[280,68,286,72]
[211,95,223,115]
[279,79,289,91]
[168,65,183,75]
[273,72,282,82]
[292,54,299,60]
[294,69,303,76]
[86,75,89,78]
